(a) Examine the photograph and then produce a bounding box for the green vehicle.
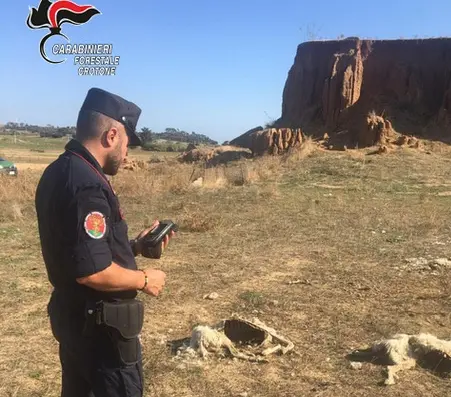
[0,157,18,176]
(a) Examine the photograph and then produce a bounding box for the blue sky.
[2,0,451,143]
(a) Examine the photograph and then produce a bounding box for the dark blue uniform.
[35,88,145,397]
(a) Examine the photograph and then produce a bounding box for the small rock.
[434,258,451,267]
[326,357,331,362]
[238,393,248,397]
[405,257,429,266]
[287,279,311,285]
[349,362,363,370]
[191,177,203,187]
[203,292,219,300]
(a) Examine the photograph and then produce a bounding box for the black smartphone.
[141,220,178,259]
[144,220,178,247]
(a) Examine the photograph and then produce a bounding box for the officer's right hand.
[141,268,166,296]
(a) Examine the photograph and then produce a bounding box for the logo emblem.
[84,211,106,239]
[27,0,101,64]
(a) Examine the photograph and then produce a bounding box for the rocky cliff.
[277,38,451,147]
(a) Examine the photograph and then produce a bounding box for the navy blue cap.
[79,87,142,146]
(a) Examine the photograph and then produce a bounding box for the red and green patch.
[84,211,106,239]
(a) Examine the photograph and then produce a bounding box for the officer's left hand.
[134,220,175,256]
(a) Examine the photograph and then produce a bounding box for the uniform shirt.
[35,139,137,314]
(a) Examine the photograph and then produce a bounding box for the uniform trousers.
[48,294,144,397]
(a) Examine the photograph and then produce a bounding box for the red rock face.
[279,38,451,146]
[230,128,303,156]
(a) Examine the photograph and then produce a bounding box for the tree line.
[1,122,76,137]
[1,122,217,145]
[139,127,217,145]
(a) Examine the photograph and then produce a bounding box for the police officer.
[35,87,174,397]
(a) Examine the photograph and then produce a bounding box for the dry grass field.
[2,136,451,396]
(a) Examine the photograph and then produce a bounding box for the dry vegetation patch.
[2,142,451,396]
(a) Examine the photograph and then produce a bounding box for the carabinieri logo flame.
[27,0,101,64]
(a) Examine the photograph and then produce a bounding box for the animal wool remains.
[348,333,451,385]
[189,325,267,362]
[174,316,294,363]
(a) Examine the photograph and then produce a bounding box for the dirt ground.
[2,138,451,396]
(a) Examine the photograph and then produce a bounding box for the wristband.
[130,239,139,257]
[139,269,148,291]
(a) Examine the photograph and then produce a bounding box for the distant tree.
[165,128,179,134]
[139,127,153,143]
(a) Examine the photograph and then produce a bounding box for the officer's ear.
[102,127,120,148]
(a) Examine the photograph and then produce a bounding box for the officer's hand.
[142,268,166,297]
[136,220,159,242]
[162,230,176,250]
[134,221,159,256]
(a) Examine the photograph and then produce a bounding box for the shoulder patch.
[84,211,107,239]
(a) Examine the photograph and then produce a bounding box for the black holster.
[85,299,144,366]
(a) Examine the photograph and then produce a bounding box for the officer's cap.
[79,87,142,146]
